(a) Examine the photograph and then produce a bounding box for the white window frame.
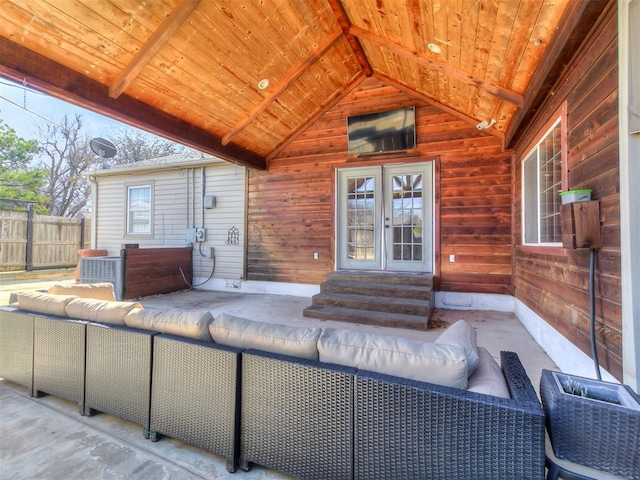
[521,102,568,250]
[125,182,154,238]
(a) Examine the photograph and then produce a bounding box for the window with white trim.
[126,184,153,236]
[522,116,565,246]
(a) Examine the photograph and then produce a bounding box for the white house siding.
[92,160,246,283]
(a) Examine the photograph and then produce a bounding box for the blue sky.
[0,77,138,141]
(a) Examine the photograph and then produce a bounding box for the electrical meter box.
[186,227,207,242]
[204,195,216,209]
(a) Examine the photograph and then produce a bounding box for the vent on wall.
[80,256,124,300]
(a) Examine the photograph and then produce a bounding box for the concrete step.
[311,292,432,317]
[320,280,432,301]
[303,305,429,330]
[326,270,433,287]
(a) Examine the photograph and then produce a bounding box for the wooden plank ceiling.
[0,0,607,169]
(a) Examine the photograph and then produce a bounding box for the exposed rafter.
[350,26,524,108]
[267,73,367,161]
[0,37,266,170]
[0,0,602,167]
[505,0,611,147]
[326,0,372,77]
[109,0,202,99]
[375,73,505,145]
[222,30,343,146]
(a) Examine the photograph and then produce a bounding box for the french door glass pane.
[346,176,375,260]
[391,174,422,261]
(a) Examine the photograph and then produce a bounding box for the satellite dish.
[90,137,117,159]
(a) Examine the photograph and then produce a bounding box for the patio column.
[619,0,640,393]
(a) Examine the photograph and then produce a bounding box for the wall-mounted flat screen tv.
[347,107,416,155]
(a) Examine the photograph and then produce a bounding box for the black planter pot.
[540,369,640,479]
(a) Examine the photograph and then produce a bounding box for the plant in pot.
[540,369,640,479]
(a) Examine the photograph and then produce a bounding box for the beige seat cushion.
[318,328,469,389]
[48,282,116,301]
[467,347,511,399]
[434,319,480,375]
[124,308,213,341]
[13,291,78,317]
[209,313,322,360]
[65,298,143,325]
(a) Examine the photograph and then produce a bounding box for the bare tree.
[34,115,191,217]
[36,114,95,217]
[109,129,191,165]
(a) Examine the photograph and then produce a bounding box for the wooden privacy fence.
[0,208,91,272]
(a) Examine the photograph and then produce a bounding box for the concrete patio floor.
[1,276,558,479]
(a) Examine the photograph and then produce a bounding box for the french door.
[336,163,433,272]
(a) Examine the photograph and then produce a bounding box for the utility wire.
[0,93,68,131]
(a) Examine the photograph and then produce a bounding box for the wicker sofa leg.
[239,458,251,472]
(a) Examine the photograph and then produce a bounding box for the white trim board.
[194,279,622,385]
[193,278,320,297]
[515,298,617,383]
[436,292,617,383]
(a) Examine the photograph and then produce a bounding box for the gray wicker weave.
[33,315,87,411]
[0,307,34,392]
[84,322,156,431]
[540,369,640,479]
[354,351,545,480]
[240,349,357,480]
[150,334,242,473]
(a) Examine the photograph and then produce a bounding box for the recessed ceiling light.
[534,39,542,46]
[258,78,270,90]
[427,43,441,54]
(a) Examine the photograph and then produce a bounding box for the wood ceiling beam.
[267,73,367,162]
[350,26,524,108]
[326,0,372,77]
[0,37,266,170]
[505,0,610,148]
[109,0,201,99]
[222,30,342,146]
[375,73,505,145]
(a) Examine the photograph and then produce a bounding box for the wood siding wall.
[247,78,509,292]
[512,4,621,379]
[94,162,245,281]
[123,247,191,299]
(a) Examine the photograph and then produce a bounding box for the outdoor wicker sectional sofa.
[0,284,546,479]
